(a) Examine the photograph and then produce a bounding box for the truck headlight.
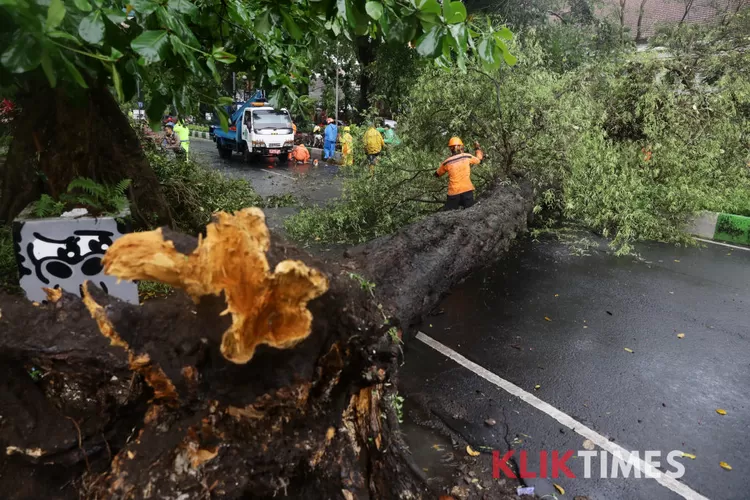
[252,140,265,147]
[283,140,294,147]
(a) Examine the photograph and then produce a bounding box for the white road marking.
[415,332,710,500]
[694,237,750,252]
[260,168,296,180]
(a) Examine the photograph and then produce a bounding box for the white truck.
[214,100,295,163]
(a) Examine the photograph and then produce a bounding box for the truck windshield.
[252,110,292,130]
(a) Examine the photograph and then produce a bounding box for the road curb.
[189,130,211,139]
[687,211,750,246]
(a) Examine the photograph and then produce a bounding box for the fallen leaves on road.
[544,316,552,322]
[534,384,541,390]
[624,347,634,353]
[719,461,732,471]
[681,453,696,460]
[555,294,559,297]
[674,259,681,263]
[677,333,685,339]
[716,409,727,415]
[554,483,566,495]
[582,439,595,450]
[466,445,480,457]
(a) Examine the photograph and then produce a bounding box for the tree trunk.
[635,0,649,42]
[0,80,171,227]
[0,180,532,499]
[355,37,378,117]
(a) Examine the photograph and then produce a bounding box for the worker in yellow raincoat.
[341,126,354,167]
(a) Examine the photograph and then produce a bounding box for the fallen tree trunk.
[0,180,532,499]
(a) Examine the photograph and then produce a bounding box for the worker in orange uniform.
[290,140,310,164]
[435,137,483,210]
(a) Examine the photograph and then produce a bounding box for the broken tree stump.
[0,180,532,499]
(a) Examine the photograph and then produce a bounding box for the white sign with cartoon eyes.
[13,214,138,304]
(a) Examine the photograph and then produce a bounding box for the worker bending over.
[435,137,483,210]
[290,141,310,164]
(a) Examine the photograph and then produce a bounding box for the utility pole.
[232,72,236,102]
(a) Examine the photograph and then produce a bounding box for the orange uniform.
[436,149,484,195]
[291,144,310,163]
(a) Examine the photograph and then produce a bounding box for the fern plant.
[31,178,132,218]
[33,194,65,218]
[61,177,131,215]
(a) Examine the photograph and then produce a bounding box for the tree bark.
[0,180,532,499]
[0,80,171,227]
[355,37,378,117]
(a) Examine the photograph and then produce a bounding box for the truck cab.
[214,97,294,163]
[242,105,294,158]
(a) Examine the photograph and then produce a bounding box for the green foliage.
[289,13,750,254]
[264,193,298,209]
[33,194,65,218]
[145,145,262,234]
[0,0,514,130]
[286,147,451,244]
[138,280,173,301]
[348,272,376,297]
[32,177,131,217]
[389,393,405,424]
[0,226,19,293]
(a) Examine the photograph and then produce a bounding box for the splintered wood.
[101,208,329,364]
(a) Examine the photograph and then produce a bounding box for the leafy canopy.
[0,0,515,127]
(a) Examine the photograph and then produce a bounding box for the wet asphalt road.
[190,137,342,207]
[400,237,750,500]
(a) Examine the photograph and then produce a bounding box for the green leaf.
[255,10,271,34]
[73,0,92,12]
[449,23,467,54]
[495,27,513,41]
[206,57,221,84]
[103,8,127,24]
[477,37,497,70]
[60,52,88,87]
[147,92,168,124]
[40,49,57,87]
[365,1,383,20]
[417,0,440,14]
[217,96,233,105]
[47,30,82,45]
[78,10,105,44]
[281,11,302,40]
[501,45,517,66]
[132,0,159,16]
[443,1,466,24]
[1,32,41,73]
[415,25,441,57]
[110,63,123,101]
[167,0,197,16]
[46,0,66,30]
[214,105,229,132]
[131,30,170,63]
[212,47,236,64]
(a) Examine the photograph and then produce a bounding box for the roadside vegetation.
[288,11,750,254]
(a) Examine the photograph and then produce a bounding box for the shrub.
[147,149,263,234]
[0,226,19,293]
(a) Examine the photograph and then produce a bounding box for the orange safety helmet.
[448,136,464,148]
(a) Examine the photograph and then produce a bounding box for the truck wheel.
[218,145,232,160]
